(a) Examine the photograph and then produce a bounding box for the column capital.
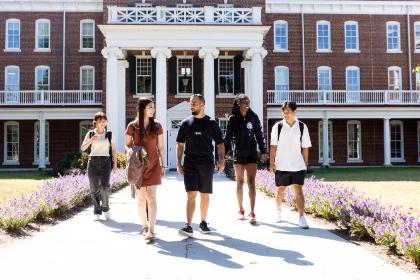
[101,46,126,59]
[244,47,267,60]
[241,60,251,68]
[199,48,219,59]
[117,60,129,68]
[151,47,171,59]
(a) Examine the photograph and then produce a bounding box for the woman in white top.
[81,111,117,221]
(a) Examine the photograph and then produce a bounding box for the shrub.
[52,152,81,176]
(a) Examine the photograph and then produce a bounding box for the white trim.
[274,66,289,91]
[318,120,334,162]
[5,18,20,51]
[176,56,194,96]
[79,19,95,52]
[386,21,401,53]
[35,65,50,90]
[345,66,360,91]
[35,19,51,52]
[4,65,20,91]
[387,66,402,90]
[135,56,153,96]
[317,66,332,90]
[346,120,362,161]
[390,120,405,161]
[266,0,420,15]
[80,65,95,90]
[344,21,359,52]
[79,120,92,146]
[33,121,50,165]
[3,121,19,165]
[0,0,103,12]
[273,20,288,52]
[316,20,331,52]
[218,56,235,96]
[0,108,101,120]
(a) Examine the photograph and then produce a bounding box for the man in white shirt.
[269,101,312,229]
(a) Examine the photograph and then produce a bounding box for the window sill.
[344,49,360,53]
[273,49,289,53]
[34,49,51,53]
[2,161,20,166]
[386,50,402,54]
[318,159,335,164]
[175,94,192,99]
[346,159,363,163]
[414,50,420,54]
[316,49,332,53]
[79,49,96,53]
[216,94,235,99]
[33,161,50,166]
[4,48,21,52]
[390,159,406,163]
[133,94,154,99]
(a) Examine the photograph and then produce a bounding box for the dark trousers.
[87,156,112,214]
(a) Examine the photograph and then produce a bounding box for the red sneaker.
[248,212,256,225]
[238,209,245,220]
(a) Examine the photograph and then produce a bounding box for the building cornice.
[0,0,103,12]
[266,0,420,15]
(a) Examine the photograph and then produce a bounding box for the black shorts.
[183,161,214,193]
[275,170,306,187]
[234,152,258,165]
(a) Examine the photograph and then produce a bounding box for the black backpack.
[276,120,304,144]
[85,130,114,166]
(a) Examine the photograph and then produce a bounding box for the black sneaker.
[178,224,194,237]
[199,221,211,234]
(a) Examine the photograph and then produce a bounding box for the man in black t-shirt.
[176,94,225,237]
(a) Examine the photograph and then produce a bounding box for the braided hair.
[231,93,251,118]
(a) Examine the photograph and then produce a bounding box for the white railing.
[267,90,420,105]
[0,90,102,105]
[108,6,261,25]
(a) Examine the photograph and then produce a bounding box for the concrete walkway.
[0,173,416,280]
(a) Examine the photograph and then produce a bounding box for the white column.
[241,60,251,96]
[101,46,126,151]
[116,60,129,152]
[38,113,46,169]
[199,48,219,119]
[384,118,391,166]
[245,47,267,125]
[322,117,330,167]
[151,47,171,148]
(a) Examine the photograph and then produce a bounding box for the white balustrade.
[0,90,102,105]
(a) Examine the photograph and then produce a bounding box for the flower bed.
[256,169,420,266]
[0,170,127,231]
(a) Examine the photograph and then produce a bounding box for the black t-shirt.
[176,115,224,165]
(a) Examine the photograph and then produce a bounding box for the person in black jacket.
[224,94,268,224]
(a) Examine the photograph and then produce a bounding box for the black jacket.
[224,110,267,158]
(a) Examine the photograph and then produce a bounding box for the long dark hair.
[136,98,157,139]
[231,93,252,118]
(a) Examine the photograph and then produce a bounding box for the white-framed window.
[388,66,402,90]
[80,120,92,146]
[136,56,152,95]
[390,120,404,161]
[317,66,332,90]
[415,22,420,52]
[386,21,401,52]
[5,66,20,91]
[35,19,50,51]
[5,19,20,51]
[177,57,193,95]
[80,66,95,90]
[34,121,50,164]
[317,20,331,52]
[344,21,359,52]
[274,20,288,51]
[346,66,360,102]
[275,66,289,91]
[3,121,19,165]
[218,118,228,137]
[347,120,362,161]
[417,121,420,162]
[80,19,95,51]
[35,66,50,90]
[218,57,234,95]
[318,120,334,162]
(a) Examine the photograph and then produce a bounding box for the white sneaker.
[103,211,111,220]
[94,214,101,221]
[299,216,309,229]
[276,209,282,223]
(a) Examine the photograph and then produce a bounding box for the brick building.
[0,0,419,170]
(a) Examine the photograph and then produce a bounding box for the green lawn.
[0,171,52,204]
[309,167,420,217]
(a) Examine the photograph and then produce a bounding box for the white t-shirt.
[83,130,112,157]
[270,118,312,172]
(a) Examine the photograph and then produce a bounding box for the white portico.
[98,4,270,153]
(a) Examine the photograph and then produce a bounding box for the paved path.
[0,173,416,280]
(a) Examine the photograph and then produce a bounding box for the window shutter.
[168,56,177,95]
[128,55,136,95]
[152,58,156,95]
[214,58,219,95]
[234,55,241,95]
[193,56,202,94]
